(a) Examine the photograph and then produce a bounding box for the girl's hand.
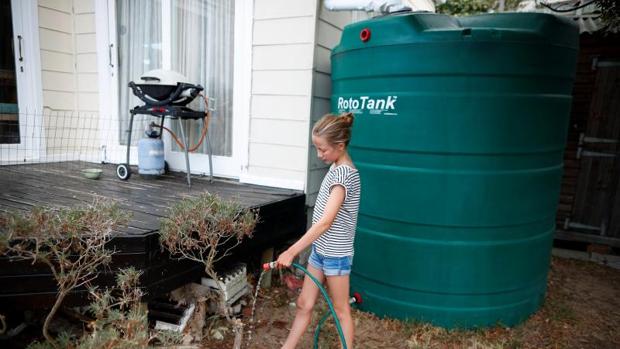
[276,249,295,269]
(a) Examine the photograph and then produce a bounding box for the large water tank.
[331,13,579,328]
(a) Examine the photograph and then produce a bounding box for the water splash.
[246,269,266,346]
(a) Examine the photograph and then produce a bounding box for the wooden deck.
[0,162,306,308]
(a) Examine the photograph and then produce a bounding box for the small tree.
[595,0,620,32]
[159,192,258,346]
[0,199,130,348]
[435,0,525,15]
[27,267,182,349]
[436,0,493,15]
[81,267,150,348]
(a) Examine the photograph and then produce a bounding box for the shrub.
[0,199,130,348]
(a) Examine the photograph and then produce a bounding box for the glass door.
[96,0,162,166]
[99,0,251,179]
[0,0,42,164]
[166,0,236,176]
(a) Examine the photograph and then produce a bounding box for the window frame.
[1,0,44,164]
[95,0,252,179]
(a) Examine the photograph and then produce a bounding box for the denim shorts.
[308,246,353,276]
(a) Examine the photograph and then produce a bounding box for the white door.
[96,0,251,179]
[0,0,43,164]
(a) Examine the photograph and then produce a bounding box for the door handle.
[109,43,114,68]
[17,35,23,62]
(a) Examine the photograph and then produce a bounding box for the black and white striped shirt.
[312,164,361,257]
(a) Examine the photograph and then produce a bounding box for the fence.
[0,108,214,171]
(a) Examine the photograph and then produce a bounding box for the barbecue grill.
[116,69,212,186]
[128,69,202,106]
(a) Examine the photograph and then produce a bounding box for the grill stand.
[121,105,213,187]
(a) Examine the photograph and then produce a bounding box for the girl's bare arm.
[276,185,345,266]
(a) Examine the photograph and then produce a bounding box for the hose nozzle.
[262,261,277,271]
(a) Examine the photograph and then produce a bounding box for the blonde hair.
[312,112,355,146]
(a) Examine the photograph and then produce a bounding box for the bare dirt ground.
[203,256,620,349]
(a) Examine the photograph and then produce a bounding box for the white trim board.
[239,174,304,191]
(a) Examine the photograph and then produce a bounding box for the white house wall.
[37,0,99,159]
[39,1,74,112]
[244,0,320,191]
[74,0,98,113]
[306,4,370,206]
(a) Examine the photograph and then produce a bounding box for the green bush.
[0,199,130,348]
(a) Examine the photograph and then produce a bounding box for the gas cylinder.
[138,123,165,177]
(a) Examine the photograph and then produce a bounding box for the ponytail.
[312,112,355,146]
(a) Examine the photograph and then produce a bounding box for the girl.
[276,112,361,349]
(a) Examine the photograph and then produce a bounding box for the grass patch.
[542,294,577,324]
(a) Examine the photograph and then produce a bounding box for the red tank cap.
[353,292,363,304]
[360,28,371,42]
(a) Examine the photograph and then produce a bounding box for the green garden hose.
[313,293,361,349]
[263,261,350,349]
[313,310,332,349]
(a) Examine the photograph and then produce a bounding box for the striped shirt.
[312,164,361,257]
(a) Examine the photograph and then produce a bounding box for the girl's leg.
[326,275,354,349]
[281,265,325,349]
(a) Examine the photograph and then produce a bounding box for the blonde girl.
[276,112,361,349]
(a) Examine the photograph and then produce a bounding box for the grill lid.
[140,69,191,86]
[129,69,204,106]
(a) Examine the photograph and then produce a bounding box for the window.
[116,0,234,156]
[101,0,250,177]
[171,0,235,156]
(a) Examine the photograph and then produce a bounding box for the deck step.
[149,299,195,332]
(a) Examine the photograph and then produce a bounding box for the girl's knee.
[296,295,315,314]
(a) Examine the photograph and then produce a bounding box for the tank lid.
[333,12,579,54]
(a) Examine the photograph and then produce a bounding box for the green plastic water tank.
[331,12,579,328]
